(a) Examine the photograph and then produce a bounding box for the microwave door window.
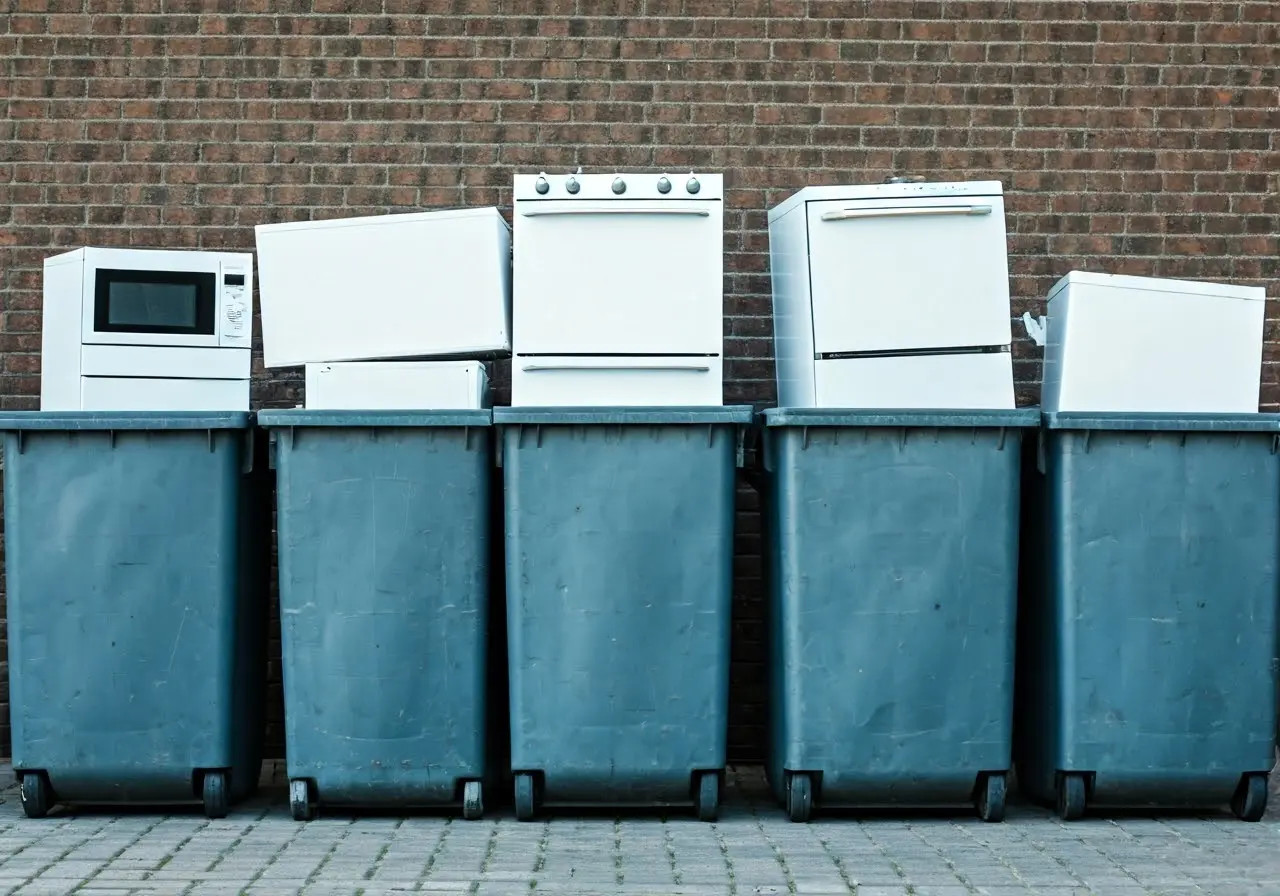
[109,282,198,328]
[94,269,216,335]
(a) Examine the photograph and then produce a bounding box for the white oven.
[511,171,724,406]
[41,247,252,411]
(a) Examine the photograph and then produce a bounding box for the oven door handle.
[820,205,993,221]
[521,363,713,372]
[519,207,711,218]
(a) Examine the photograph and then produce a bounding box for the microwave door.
[83,268,219,347]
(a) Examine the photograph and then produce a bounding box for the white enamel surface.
[255,208,512,368]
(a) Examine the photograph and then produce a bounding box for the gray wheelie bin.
[261,410,494,820]
[0,411,269,819]
[1016,412,1280,821]
[496,406,752,821]
[759,408,1039,822]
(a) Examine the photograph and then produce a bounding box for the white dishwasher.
[511,171,724,406]
[769,178,1015,409]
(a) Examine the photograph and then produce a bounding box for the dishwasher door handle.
[820,205,993,222]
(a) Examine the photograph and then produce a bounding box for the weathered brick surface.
[1,1,1278,761]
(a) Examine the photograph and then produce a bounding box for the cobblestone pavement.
[0,765,1277,896]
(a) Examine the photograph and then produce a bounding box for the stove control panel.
[515,171,723,201]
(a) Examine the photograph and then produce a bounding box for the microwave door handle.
[820,205,994,222]
[521,363,713,372]
[519,207,711,218]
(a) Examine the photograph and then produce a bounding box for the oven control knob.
[657,176,672,194]
[535,175,549,195]
[686,175,701,194]
[612,177,626,195]
[565,175,580,194]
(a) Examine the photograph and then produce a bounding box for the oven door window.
[93,269,216,335]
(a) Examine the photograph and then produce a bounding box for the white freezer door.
[805,195,1012,353]
[513,200,722,355]
[80,377,249,412]
[814,353,1014,410]
[511,355,722,407]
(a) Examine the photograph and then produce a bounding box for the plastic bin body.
[761,408,1038,807]
[1016,412,1280,808]
[497,407,750,805]
[261,410,492,807]
[1,412,268,804]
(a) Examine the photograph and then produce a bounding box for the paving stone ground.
[0,764,1277,896]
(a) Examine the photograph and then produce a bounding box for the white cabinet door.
[304,361,489,410]
[814,353,1014,410]
[805,195,1012,354]
[511,355,722,406]
[81,377,249,411]
[513,200,722,355]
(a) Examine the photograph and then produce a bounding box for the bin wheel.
[19,772,52,820]
[289,779,312,822]
[1231,773,1268,822]
[202,771,228,819]
[975,772,1006,823]
[786,773,813,823]
[514,774,536,822]
[695,771,719,822]
[1057,773,1086,821]
[462,780,484,821]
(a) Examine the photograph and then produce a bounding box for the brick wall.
[1,1,1277,763]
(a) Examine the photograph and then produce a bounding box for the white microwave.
[41,247,254,411]
[51,247,253,348]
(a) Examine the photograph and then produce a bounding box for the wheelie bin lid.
[762,408,1041,428]
[258,409,492,428]
[1044,411,1280,432]
[0,411,253,431]
[495,406,754,425]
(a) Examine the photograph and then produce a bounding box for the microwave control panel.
[220,268,251,345]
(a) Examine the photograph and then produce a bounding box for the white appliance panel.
[769,203,818,409]
[513,198,723,355]
[255,208,512,368]
[769,179,1004,223]
[1042,271,1265,413]
[40,251,84,411]
[813,353,1015,410]
[805,194,1012,354]
[81,345,249,380]
[304,361,489,410]
[511,355,722,406]
[514,171,723,201]
[80,377,249,412]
